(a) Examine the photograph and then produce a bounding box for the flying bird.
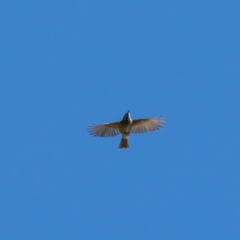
[88,111,165,149]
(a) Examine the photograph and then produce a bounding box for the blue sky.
[1,1,240,239]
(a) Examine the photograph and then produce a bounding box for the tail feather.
[118,138,129,149]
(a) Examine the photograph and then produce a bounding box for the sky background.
[1,1,240,239]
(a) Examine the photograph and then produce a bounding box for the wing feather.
[88,122,121,137]
[131,117,165,134]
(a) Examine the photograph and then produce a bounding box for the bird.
[88,111,165,149]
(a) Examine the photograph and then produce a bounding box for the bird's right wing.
[88,122,121,137]
[131,117,165,134]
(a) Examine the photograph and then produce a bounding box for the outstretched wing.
[88,122,121,137]
[131,117,165,134]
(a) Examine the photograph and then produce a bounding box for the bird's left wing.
[88,122,121,137]
[131,117,165,134]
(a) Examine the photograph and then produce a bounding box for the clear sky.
[1,1,240,239]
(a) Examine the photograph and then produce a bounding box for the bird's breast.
[121,124,132,137]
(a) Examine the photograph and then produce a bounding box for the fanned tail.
[118,138,129,149]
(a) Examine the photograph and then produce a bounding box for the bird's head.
[122,111,131,122]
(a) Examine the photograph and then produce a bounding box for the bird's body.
[88,111,165,149]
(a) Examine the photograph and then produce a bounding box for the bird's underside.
[88,117,165,137]
[88,112,165,149]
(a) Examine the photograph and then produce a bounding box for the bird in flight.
[88,111,165,149]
